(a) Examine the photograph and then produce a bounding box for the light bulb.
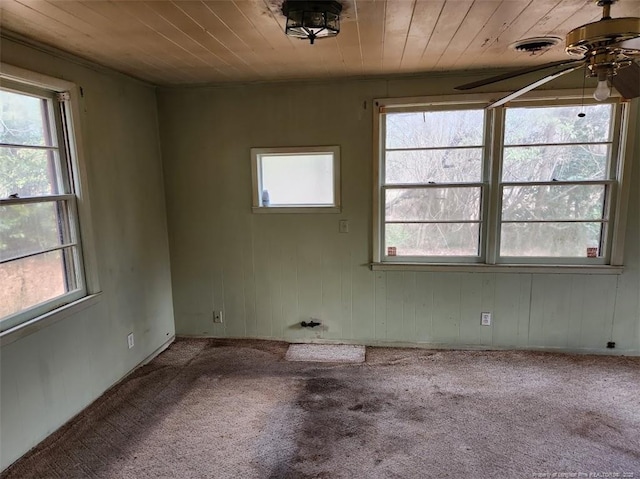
[593,79,611,101]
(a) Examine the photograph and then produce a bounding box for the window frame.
[0,63,99,335]
[372,91,635,273]
[251,145,341,214]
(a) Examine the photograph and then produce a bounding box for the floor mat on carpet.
[285,343,366,363]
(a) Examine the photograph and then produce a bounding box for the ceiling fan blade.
[455,59,584,91]
[609,37,640,52]
[612,62,640,99]
[486,64,583,109]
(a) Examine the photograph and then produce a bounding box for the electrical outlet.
[481,312,492,326]
[127,333,135,349]
[213,311,224,323]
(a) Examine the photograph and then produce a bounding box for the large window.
[0,76,87,332]
[374,94,633,270]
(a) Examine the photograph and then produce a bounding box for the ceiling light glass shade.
[283,1,342,44]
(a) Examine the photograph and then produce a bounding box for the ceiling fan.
[455,0,640,108]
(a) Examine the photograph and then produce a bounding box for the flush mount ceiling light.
[282,0,342,45]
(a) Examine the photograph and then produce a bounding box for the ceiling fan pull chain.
[578,64,587,118]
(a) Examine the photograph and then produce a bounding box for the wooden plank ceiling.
[1,0,639,85]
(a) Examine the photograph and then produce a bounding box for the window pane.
[0,147,60,197]
[502,144,609,182]
[0,201,70,261]
[502,184,605,221]
[261,154,334,206]
[0,90,50,146]
[0,249,70,318]
[386,110,484,149]
[500,222,603,257]
[386,188,480,221]
[504,104,612,145]
[385,148,482,184]
[386,223,480,256]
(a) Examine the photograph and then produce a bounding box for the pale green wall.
[158,74,639,354]
[0,39,175,469]
[0,35,638,473]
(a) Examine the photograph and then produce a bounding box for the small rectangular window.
[251,146,340,213]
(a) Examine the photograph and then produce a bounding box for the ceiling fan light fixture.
[455,0,640,106]
[282,0,342,45]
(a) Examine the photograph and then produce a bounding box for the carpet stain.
[3,339,640,479]
[570,409,640,461]
[274,374,400,478]
[304,377,344,395]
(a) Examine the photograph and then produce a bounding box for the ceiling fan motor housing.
[566,17,640,55]
[566,17,640,76]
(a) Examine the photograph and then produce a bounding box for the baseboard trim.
[140,336,175,366]
[176,334,639,356]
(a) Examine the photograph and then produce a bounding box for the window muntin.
[381,108,486,261]
[251,146,340,212]
[0,82,86,330]
[375,96,627,267]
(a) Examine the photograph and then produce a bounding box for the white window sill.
[0,293,103,346]
[252,206,341,214]
[369,263,624,274]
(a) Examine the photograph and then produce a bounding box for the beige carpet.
[3,339,639,479]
